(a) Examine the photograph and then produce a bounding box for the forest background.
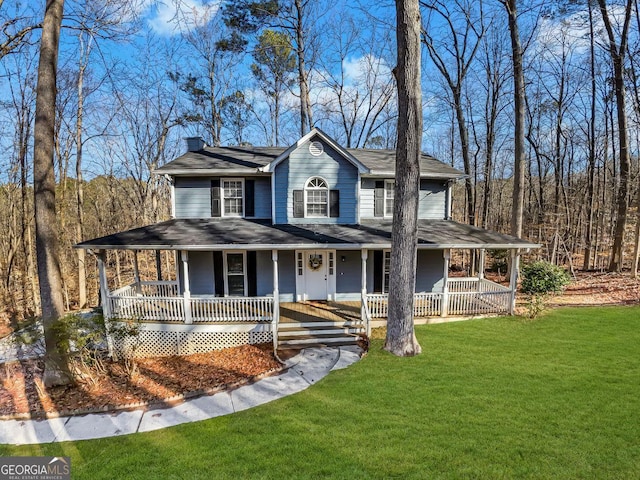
[1,0,639,321]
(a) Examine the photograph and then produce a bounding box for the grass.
[2,306,639,479]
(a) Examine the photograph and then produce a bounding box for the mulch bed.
[0,343,282,419]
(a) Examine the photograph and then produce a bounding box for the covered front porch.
[78,218,537,356]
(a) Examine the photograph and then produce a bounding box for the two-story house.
[78,128,537,358]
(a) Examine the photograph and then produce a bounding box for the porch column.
[155,250,163,281]
[361,249,369,336]
[509,249,520,315]
[478,249,486,281]
[181,250,192,324]
[96,250,114,358]
[272,250,279,352]
[133,250,141,293]
[441,249,450,317]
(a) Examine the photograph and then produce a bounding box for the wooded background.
[1,0,639,321]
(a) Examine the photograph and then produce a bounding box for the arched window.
[305,177,329,217]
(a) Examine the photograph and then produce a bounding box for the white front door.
[305,251,328,300]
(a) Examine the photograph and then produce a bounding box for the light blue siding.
[174,176,271,219]
[188,251,214,294]
[336,250,362,294]
[274,139,358,224]
[365,249,445,293]
[359,179,447,220]
[418,181,447,219]
[253,177,272,219]
[277,250,296,300]
[416,250,445,292]
[174,178,211,218]
[256,250,273,295]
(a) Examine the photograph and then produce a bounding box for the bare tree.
[385,0,422,357]
[421,0,486,227]
[598,0,633,272]
[501,0,526,239]
[0,0,40,59]
[318,16,395,148]
[33,0,73,387]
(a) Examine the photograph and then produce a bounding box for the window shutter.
[245,179,255,217]
[374,181,385,217]
[213,251,224,296]
[211,178,221,217]
[293,190,304,218]
[247,251,257,296]
[330,190,340,218]
[373,250,383,293]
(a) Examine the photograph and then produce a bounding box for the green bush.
[520,261,571,318]
[521,261,571,296]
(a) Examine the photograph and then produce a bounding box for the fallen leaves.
[0,343,281,418]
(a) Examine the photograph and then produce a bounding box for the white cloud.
[145,0,220,36]
[534,4,630,57]
[342,54,393,84]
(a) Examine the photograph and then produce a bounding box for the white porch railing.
[190,296,273,322]
[366,278,512,319]
[107,283,273,323]
[139,281,179,297]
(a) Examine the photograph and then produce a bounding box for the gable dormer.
[265,129,369,225]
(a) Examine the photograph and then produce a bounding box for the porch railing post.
[133,250,141,294]
[441,249,450,317]
[272,249,279,352]
[509,249,520,315]
[361,249,369,336]
[97,250,115,358]
[182,250,192,324]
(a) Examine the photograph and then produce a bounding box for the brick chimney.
[185,136,205,152]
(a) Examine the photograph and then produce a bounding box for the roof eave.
[152,168,268,176]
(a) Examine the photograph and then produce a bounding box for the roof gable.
[262,128,370,174]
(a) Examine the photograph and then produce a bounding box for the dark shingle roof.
[77,218,537,250]
[154,146,464,179]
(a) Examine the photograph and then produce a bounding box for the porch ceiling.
[76,218,539,251]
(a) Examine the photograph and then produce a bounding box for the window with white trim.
[224,252,246,296]
[305,177,328,217]
[223,179,243,216]
[385,180,394,217]
[383,250,391,293]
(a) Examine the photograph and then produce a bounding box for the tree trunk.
[583,1,597,271]
[384,0,422,357]
[76,34,88,309]
[598,0,633,272]
[295,0,312,135]
[504,0,525,239]
[33,0,72,387]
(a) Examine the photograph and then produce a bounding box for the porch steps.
[277,333,361,349]
[277,323,364,349]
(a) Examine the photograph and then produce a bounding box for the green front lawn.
[2,306,639,479]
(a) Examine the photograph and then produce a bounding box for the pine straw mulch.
[0,343,282,419]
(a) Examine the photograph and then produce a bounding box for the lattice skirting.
[109,322,273,358]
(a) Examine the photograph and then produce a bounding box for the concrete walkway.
[0,346,363,445]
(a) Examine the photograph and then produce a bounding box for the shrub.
[521,261,571,296]
[520,261,571,318]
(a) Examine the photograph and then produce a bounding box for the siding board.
[360,178,447,220]
[174,176,271,219]
[174,178,212,218]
